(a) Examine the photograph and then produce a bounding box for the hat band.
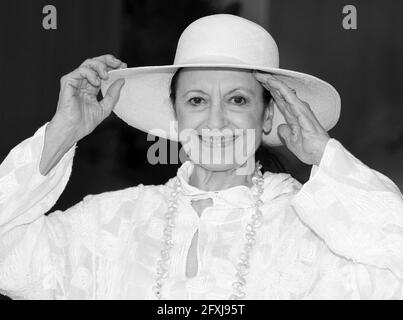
[175,55,256,66]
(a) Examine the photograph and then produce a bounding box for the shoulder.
[260,171,309,237]
[49,182,174,246]
[80,182,170,209]
[262,171,302,202]
[75,179,177,222]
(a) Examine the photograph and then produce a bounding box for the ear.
[262,99,275,134]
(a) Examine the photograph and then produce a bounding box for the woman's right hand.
[51,54,127,143]
[40,54,126,175]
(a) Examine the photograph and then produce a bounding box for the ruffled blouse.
[0,123,403,299]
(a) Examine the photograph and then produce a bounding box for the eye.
[188,97,206,106]
[229,96,247,105]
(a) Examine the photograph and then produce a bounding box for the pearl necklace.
[152,162,265,300]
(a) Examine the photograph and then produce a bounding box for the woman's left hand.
[254,72,330,166]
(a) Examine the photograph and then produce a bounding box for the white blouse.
[0,123,403,300]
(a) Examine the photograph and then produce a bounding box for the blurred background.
[0,0,403,299]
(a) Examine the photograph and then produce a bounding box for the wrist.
[312,136,330,166]
[40,119,78,176]
[48,116,80,146]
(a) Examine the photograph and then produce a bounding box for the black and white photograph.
[0,0,403,305]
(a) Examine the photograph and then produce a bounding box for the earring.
[263,129,270,135]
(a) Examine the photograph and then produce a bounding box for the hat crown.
[173,14,279,67]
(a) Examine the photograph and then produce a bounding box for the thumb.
[100,78,125,114]
[277,124,292,145]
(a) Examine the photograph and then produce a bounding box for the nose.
[206,100,226,130]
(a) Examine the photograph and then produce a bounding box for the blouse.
[0,122,403,300]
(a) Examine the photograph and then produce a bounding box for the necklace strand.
[152,162,265,300]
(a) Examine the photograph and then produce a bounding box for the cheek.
[239,110,265,145]
[176,109,203,132]
[231,110,263,131]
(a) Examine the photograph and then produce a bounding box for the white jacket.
[0,123,402,299]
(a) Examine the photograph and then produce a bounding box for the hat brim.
[101,64,340,146]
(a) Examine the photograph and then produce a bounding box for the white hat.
[101,14,341,146]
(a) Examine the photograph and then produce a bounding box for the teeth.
[199,135,237,147]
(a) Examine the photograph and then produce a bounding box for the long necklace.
[152,162,265,300]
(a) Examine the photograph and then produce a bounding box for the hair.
[169,68,287,174]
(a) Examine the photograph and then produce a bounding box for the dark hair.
[169,68,287,174]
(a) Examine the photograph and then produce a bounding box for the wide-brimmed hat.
[101,14,341,146]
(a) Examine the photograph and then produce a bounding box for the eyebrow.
[225,87,256,97]
[181,90,208,98]
[181,87,256,97]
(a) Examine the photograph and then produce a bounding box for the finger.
[254,72,302,116]
[259,80,299,126]
[81,59,109,80]
[93,54,123,69]
[255,72,300,105]
[100,78,125,114]
[261,75,316,121]
[277,123,300,147]
[68,66,100,87]
[255,72,320,129]
[277,124,292,144]
[254,72,294,111]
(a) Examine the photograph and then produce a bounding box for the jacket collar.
[172,161,299,209]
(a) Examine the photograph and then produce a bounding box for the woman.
[1,14,402,300]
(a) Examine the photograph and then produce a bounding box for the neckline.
[178,161,257,191]
[165,160,299,209]
[175,161,258,208]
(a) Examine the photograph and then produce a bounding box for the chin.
[196,162,239,172]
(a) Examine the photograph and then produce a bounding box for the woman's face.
[174,67,274,172]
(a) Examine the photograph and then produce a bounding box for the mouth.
[198,134,241,148]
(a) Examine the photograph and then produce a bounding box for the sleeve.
[290,138,403,298]
[0,122,76,299]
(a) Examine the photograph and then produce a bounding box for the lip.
[198,134,240,148]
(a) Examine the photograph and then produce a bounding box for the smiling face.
[172,67,274,171]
